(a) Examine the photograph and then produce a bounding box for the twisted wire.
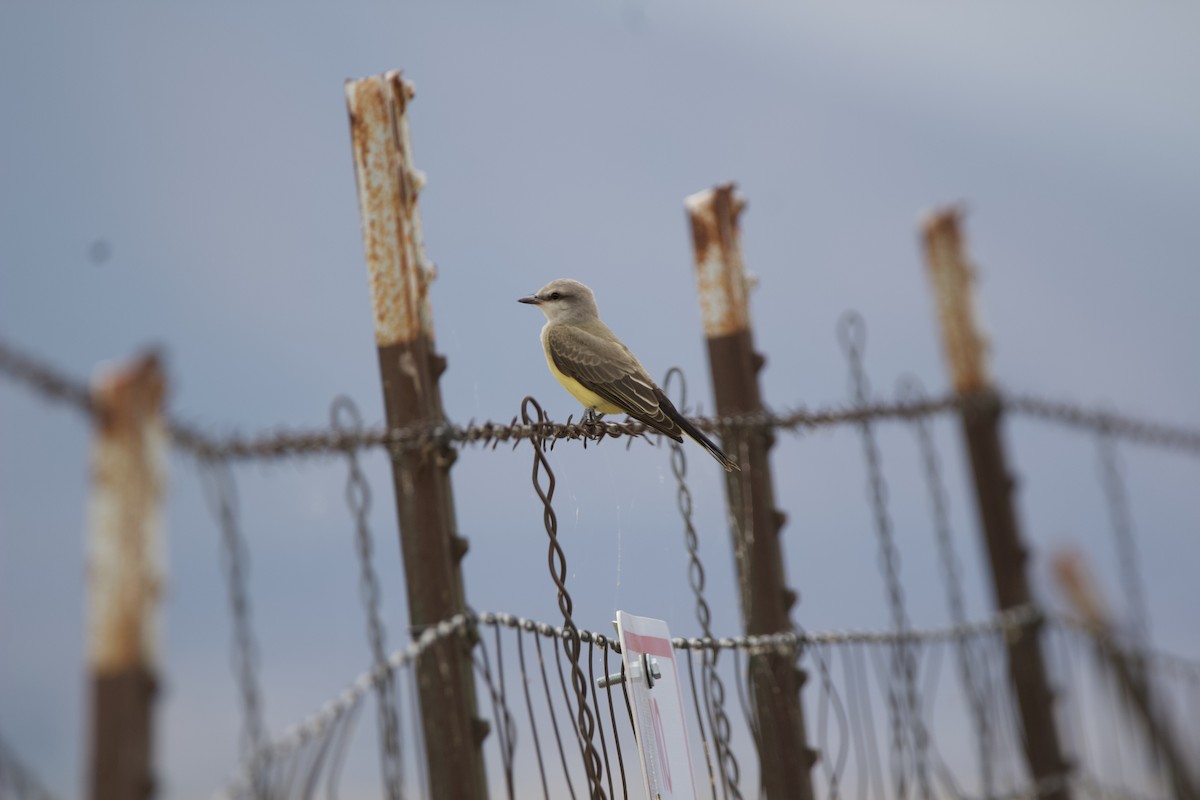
[899,375,995,797]
[167,397,970,462]
[663,367,742,800]
[330,396,404,800]
[0,337,95,418]
[7,335,1200,460]
[1008,394,1200,455]
[1096,426,1150,647]
[521,396,607,800]
[199,457,268,799]
[839,313,932,800]
[219,602,1200,796]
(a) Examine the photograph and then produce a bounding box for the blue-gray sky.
[2,2,1198,797]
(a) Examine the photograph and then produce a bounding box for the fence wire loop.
[837,310,868,368]
[521,396,608,800]
[199,456,269,799]
[330,395,405,800]
[898,374,996,797]
[840,312,933,800]
[1096,422,1150,647]
[213,602,1200,799]
[663,366,743,799]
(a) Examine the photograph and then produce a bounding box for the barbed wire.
[168,398,968,461]
[7,335,1200,461]
[1007,394,1200,455]
[0,732,58,800]
[0,337,95,418]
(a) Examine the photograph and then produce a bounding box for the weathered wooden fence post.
[921,208,1071,800]
[88,353,166,800]
[685,183,816,800]
[345,70,489,800]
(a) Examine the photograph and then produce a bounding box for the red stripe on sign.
[623,631,675,660]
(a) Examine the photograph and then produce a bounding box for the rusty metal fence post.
[1053,553,1198,800]
[921,209,1071,800]
[345,71,488,800]
[87,353,166,800]
[685,184,816,800]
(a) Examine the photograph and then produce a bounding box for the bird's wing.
[546,324,684,441]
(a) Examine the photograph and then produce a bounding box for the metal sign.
[613,611,698,800]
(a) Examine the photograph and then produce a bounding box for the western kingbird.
[519,278,738,471]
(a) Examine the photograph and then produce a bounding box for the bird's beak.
[518,295,541,305]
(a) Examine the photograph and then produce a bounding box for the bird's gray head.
[518,279,600,325]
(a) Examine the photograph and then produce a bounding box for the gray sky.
[2,2,1198,797]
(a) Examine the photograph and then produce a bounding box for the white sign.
[616,611,699,800]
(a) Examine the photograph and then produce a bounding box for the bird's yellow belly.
[542,337,623,414]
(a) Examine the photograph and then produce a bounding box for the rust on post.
[921,209,990,394]
[921,209,1071,800]
[346,71,434,347]
[685,183,816,800]
[345,70,489,800]
[88,352,166,800]
[1051,551,1108,628]
[686,186,751,339]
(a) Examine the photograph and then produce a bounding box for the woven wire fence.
[3,328,1200,800]
[214,608,1200,800]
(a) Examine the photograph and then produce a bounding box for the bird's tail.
[662,400,739,472]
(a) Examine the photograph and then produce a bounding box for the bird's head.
[518,278,599,325]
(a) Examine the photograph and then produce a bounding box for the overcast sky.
[2,2,1198,797]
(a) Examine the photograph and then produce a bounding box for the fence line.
[6,332,1200,799]
[5,337,1200,462]
[4,72,1197,798]
[217,607,1200,800]
[6,276,1200,800]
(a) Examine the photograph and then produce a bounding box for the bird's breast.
[540,324,622,414]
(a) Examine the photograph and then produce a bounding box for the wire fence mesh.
[3,331,1200,800]
[212,608,1200,800]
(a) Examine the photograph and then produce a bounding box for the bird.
[519,278,738,471]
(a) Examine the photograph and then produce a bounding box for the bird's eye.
[549,292,562,300]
